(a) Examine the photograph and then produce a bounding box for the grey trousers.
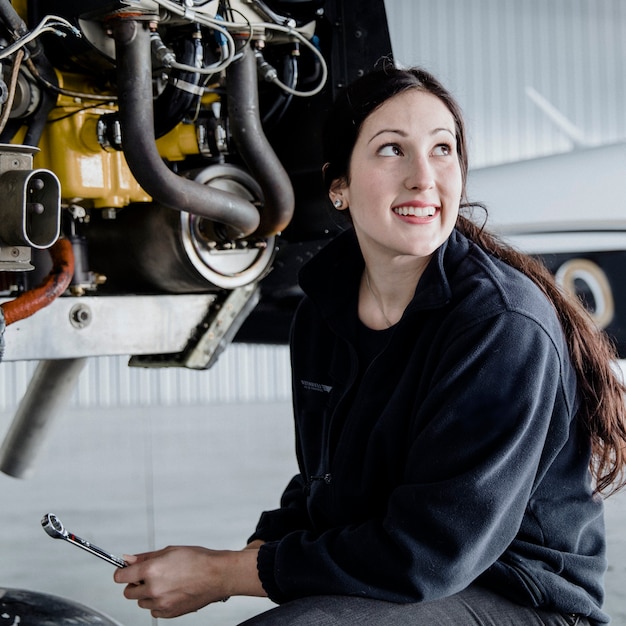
[237,585,591,625]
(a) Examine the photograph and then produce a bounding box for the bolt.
[74,309,89,323]
[69,304,92,328]
[27,202,45,215]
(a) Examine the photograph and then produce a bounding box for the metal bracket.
[129,283,261,370]
[0,244,32,270]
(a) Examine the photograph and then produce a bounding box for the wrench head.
[41,513,67,539]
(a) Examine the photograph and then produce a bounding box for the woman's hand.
[113,545,265,618]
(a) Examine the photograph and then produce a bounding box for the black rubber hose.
[22,67,57,146]
[227,45,294,236]
[262,53,297,126]
[112,19,260,239]
[153,33,203,138]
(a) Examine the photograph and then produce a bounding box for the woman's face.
[333,89,463,266]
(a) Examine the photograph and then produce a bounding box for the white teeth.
[393,206,436,217]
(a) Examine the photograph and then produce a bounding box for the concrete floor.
[1,401,625,625]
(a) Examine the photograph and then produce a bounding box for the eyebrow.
[367,127,456,144]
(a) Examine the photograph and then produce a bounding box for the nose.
[404,155,434,191]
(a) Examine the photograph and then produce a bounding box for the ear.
[328,176,349,210]
[329,176,348,194]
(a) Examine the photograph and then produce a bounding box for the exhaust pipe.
[112,19,260,240]
[112,19,293,240]
[227,46,295,236]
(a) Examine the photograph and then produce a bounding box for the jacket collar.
[299,227,468,324]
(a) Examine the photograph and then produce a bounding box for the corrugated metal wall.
[0,344,291,412]
[0,345,292,411]
[2,1,625,410]
[385,0,626,167]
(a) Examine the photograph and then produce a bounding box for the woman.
[114,65,626,625]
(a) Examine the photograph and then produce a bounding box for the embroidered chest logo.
[301,380,333,393]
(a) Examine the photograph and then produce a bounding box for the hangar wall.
[0,344,292,412]
[386,0,626,167]
[1,0,625,411]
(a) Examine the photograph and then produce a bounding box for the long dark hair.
[322,62,626,495]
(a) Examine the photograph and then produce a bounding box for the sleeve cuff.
[256,541,290,604]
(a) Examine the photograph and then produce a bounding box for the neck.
[364,269,395,328]
[359,259,427,329]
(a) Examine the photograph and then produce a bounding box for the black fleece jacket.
[249,227,608,623]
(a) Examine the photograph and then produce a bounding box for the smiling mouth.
[393,205,437,217]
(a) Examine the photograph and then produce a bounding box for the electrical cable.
[0,47,24,133]
[150,0,328,96]
[0,14,80,61]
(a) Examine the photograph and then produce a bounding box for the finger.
[123,582,149,601]
[138,598,158,611]
[113,565,133,584]
[114,549,161,584]
[125,550,159,562]
[123,554,139,564]
[114,560,145,585]
[150,606,184,619]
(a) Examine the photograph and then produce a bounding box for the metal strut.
[0,357,87,478]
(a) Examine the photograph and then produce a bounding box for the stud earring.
[333,198,343,209]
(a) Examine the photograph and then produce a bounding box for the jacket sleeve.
[255,310,579,603]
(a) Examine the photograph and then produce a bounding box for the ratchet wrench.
[41,513,128,568]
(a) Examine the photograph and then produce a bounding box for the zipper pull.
[309,473,333,485]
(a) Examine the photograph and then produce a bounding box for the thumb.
[122,554,139,564]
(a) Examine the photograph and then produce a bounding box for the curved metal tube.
[0,357,88,478]
[227,46,295,236]
[112,20,260,239]
[1,238,74,326]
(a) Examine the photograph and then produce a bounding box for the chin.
[405,234,450,258]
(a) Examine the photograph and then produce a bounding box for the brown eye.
[433,144,452,156]
[378,144,403,157]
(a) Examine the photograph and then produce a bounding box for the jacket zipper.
[305,473,332,495]
[309,473,333,485]
[304,339,359,497]
[309,327,388,496]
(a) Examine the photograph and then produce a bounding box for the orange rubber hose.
[1,238,74,325]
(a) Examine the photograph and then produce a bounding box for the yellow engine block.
[23,72,203,210]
